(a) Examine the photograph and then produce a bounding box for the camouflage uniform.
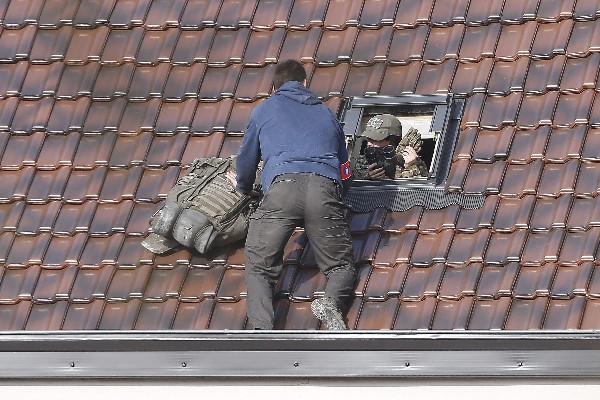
[351,114,429,179]
[352,152,428,179]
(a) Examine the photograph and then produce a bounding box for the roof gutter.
[1,330,600,379]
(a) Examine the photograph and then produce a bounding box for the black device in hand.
[364,145,404,178]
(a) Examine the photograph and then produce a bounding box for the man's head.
[272,59,307,90]
[360,114,403,146]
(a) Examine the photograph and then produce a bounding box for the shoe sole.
[311,299,347,330]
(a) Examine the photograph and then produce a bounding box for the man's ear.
[302,79,307,86]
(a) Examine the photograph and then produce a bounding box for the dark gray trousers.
[245,173,356,329]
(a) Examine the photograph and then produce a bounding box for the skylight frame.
[340,94,464,188]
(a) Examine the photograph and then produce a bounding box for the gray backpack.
[144,156,259,254]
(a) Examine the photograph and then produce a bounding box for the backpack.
[146,156,259,254]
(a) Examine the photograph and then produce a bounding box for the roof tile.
[344,63,386,96]
[452,59,493,96]
[134,299,179,329]
[537,159,579,197]
[98,299,142,329]
[278,28,321,63]
[65,26,109,65]
[566,19,600,57]
[472,126,514,162]
[561,53,600,93]
[72,132,114,169]
[531,20,573,59]
[62,301,105,329]
[410,230,453,265]
[323,0,363,30]
[493,195,535,232]
[501,0,540,23]
[359,0,398,28]
[172,299,214,330]
[524,56,564,94]
[137,29,179,66]
[530,194,572,231]
[38,0,78,27]
[388,25,428,64]
[456,194,498,232]
[544,296,587,329]
[136,166,180,202]
[16,201,61,235]
[108,0,152,28]
[446,230,489,266]
[504,297,548,329]
[373,231,417,266]
[393,297,437,329]
[145,0,186,29]
[430,0,469,26]
[180,0,221,29]
[33,265,79,300]
[73,0,116,27]
[416,59,456,94]
[27,167,70,203]
[432,297,475,329]
[394,0,435,28]
[559,228,600,265]
[501,160,544,197]
[0,265,41,303]
[90,201,134,235]
[379,62,421,95]
[484,230,527,264]
[207,28,250,67]
[53,201,97,235]
[310,63,349,98]
[7,234,51,267]
[569,196,600,230]
[495,21,537,61]
[80,234,125,267]
[125,202,165,236]
[25,301,69,330]
[355,299,399,330]
[521,229,564,265]
[208,299,248,329]
[315,27,358,65]
[465,0,503,25]
[352,26,393,65]
[3,0,44,28]
[100,27,144,64]
[0,62,29,99]
[439,263,482,298]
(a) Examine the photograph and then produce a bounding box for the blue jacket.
[235,81,353,194]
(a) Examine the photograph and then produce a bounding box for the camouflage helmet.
[360,114,402,141]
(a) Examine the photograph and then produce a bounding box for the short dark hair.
[272,59,307,90]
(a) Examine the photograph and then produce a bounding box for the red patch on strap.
[340,161,352,180]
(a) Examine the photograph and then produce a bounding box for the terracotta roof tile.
[145,0,186,29]
[393,297,437,329]
[1,0,599,333]
[544,296,587,329]
[531,20,573,59]
[17,202,61,235]
[465,1,503,25]
[359,0,398,28]
[3,0,45,28]
[394,0,435,28]
[109,0,152,28]
[524,56,565,94]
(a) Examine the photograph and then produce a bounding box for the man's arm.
[235,116,261,194]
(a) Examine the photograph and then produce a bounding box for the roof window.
[340,95,483,212]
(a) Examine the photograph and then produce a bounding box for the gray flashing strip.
[344,186,485,212]
[1,331,600,379]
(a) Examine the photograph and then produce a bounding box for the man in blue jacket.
[235,59,356,330]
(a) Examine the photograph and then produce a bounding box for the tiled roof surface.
[0,0,599,331]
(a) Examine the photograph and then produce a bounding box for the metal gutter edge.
[1,330,600,379]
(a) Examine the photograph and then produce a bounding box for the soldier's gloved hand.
[367,163,386,180]
[401,146,418,167]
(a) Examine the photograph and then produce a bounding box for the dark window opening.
[340,94,464,187]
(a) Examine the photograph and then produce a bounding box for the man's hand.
[367,163,386,180]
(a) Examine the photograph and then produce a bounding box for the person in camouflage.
[351,114,428,180]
